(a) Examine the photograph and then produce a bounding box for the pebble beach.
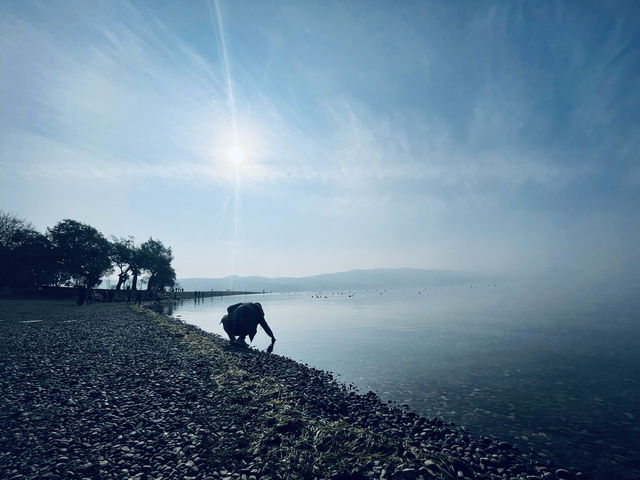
[0,299,583,480]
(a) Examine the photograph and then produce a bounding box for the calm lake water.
[162,282,640,479]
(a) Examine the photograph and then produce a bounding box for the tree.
[0,211,26,287]
[128,245,143,291]
[110,236,136,290]
[130,260,142,291]
[0,211,57,288]
[150,260,176,291]
[47,219,112,288]
[11,229,57,288]
[138,238,176,291]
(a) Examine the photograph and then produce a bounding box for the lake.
[160,282,640,479]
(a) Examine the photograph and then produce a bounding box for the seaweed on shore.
[143,305,580,480]
[141,306,465,478]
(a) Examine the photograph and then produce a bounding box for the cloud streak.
[1,0,638,278]
[0,0,613,197]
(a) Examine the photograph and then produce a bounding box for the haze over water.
[164,281,640,480]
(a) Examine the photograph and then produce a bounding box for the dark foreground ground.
[0,299,584,480]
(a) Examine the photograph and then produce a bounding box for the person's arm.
[258,317,275,341]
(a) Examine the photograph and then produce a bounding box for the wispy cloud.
[0,0,608,198]
[1,0,638,278]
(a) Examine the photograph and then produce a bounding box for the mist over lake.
[162,281,640,479]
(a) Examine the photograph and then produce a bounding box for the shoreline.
[5,287,263,302]
[0,298,583,479]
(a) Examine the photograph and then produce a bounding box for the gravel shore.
[0,299,584,480]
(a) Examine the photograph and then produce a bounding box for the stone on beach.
[0,299,582,480]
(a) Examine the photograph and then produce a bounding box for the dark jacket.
[221,302,274,341]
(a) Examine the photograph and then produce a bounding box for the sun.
[227,144,245,167]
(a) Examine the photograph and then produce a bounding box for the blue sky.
[1,0,638,281]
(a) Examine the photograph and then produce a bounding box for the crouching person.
[220,302,276,347]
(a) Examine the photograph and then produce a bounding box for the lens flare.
[228,144,245,166]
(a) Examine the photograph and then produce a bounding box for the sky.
[1,0,639,282]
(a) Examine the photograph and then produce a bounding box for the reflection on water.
[163,284,640,479]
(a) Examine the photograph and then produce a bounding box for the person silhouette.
[220,302,276,348]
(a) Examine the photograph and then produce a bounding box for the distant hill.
[177,268,481,293]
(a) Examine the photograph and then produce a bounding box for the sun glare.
[228,144,245,166]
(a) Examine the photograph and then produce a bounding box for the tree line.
[0,211,176,291]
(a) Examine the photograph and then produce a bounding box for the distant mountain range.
[177,268,482,293]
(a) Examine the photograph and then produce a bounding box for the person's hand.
[267,339,275,354]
